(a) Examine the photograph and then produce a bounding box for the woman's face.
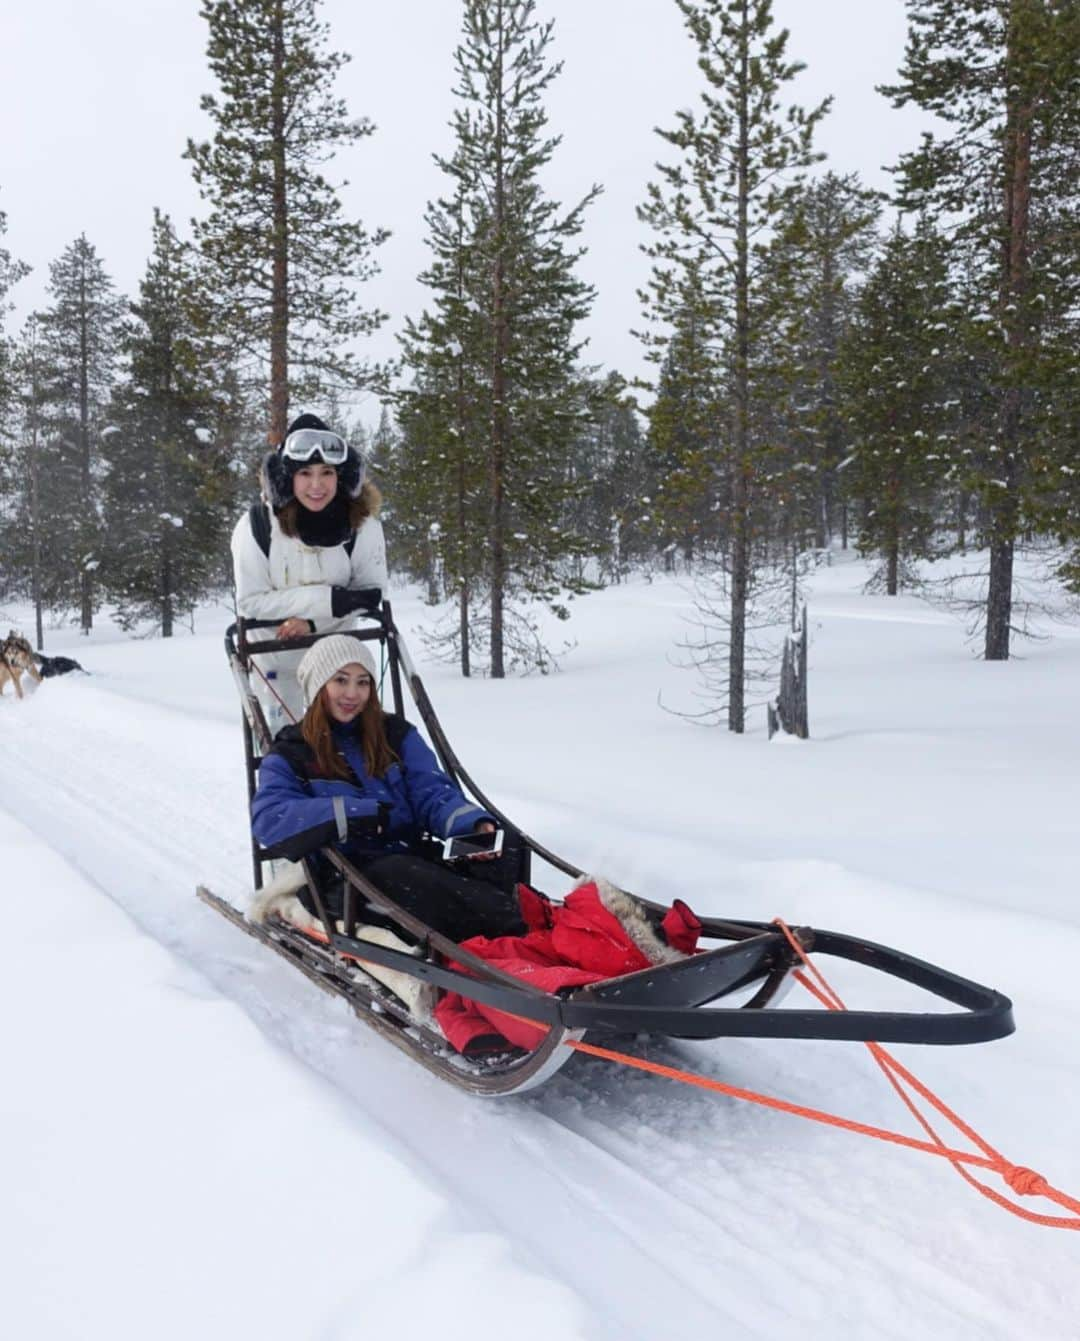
[292,463,338,511]
[323,663,373,724]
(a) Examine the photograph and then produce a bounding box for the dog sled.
[197,605,1015,1098]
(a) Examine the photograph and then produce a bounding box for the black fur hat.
[262,413,365,510]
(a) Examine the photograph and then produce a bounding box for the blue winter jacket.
[251,716,494,863]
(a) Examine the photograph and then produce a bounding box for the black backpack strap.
[344,532,357,558]
[248,503,272,558]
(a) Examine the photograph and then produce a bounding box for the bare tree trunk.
[455,208,471,679]
[489,0,508,679]
[885,465,900,595]
[27,318,45,649]
[986,15,1033,661]
[886,540,899,596]
[78,261,93,633]
[728,9,751,734]
[162,535,174,638]
[268,0,290,444]
[816,244,837,549]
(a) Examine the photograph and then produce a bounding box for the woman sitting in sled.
[249,633,703,1050]
[249,634,527,951]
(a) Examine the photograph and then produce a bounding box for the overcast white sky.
[2,0,930,422]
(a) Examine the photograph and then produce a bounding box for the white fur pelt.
[577,874,690,965]
[247,862,434,1022]
[343,925,436,1024]
[247,861,313,927]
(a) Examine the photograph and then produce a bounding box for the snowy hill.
[2,555,1078,1341]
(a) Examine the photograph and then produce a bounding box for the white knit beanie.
[296,634,378,708]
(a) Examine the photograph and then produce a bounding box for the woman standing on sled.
[249,635,527,945]
[231,413,387,726]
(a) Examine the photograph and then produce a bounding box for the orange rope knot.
[561,916,1080,1231]
[1004,1166,1051,1198]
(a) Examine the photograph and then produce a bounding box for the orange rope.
[296,906,1079,1228]
[566,918,1080,1231]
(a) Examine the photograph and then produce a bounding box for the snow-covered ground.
[2,552,1078,1341]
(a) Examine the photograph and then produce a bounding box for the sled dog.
[36,651,86,678]
[0,631,43,699]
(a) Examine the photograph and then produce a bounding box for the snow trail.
[4,568,1079,1340]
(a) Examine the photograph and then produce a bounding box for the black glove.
[347,803,391,840]
[331,586,381,618]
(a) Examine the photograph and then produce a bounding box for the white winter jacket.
[230,505,388,723]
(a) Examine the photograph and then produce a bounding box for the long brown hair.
[277,480,382,538]
[301,674,398,781]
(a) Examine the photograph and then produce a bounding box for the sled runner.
[197,606,1015,1097]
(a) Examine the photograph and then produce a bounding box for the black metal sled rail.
[200,607,1016,1096]
[307,907,1014,1046]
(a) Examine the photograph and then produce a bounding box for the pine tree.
[778,172,880,548]
[0,195,30,436]
[0,317,46,642]
[398,0,600,677]
[185,0,388,440]
[99,212,236,635]
[396,166,491,668]
[643,285,726,570]
[839,217,960,593]
[36,235,126,631]
[883,0,1080,657]
[639,0,829,731]
[563,374,652,583]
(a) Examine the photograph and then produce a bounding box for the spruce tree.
[185,0,388,440]
[0,317,45,642]
[0,196,29,434]
[643,287,726,570]
[779,173,880,548]
[398,0,599,677]
[99,212,236,635]
[396,167,490,666]
[639,0,829,731]
[839,217,959,593]
[563,375,652,583]
[883,0,1080,658]
[37,235,125,631]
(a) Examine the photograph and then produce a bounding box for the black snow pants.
[299,851,527,944]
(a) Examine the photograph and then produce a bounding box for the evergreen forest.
[1,0,1078,731]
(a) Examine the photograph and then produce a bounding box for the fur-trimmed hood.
[580,875,698,965]
[260,445,370,511]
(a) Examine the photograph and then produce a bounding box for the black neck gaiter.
[295,495,351,547]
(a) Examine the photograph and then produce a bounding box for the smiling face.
[322,663,373,724]
[291,462,338,512]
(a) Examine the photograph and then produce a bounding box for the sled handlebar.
[224,617,386,661]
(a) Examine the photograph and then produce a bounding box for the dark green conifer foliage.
[643,278,726,570]
[37,235,126,631]
[0,197,30,436]
[639,0,829,731]
[562,375,652,583]
[99,213,236,635]
[839,218,959,593]
[185,0,388,441]
[777,173,880,548]
[883,0,1080,657]
[0,318,46,645]
[396,169,489,669]
[398,0,600,677]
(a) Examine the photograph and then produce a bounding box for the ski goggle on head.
[281,428,349,466]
